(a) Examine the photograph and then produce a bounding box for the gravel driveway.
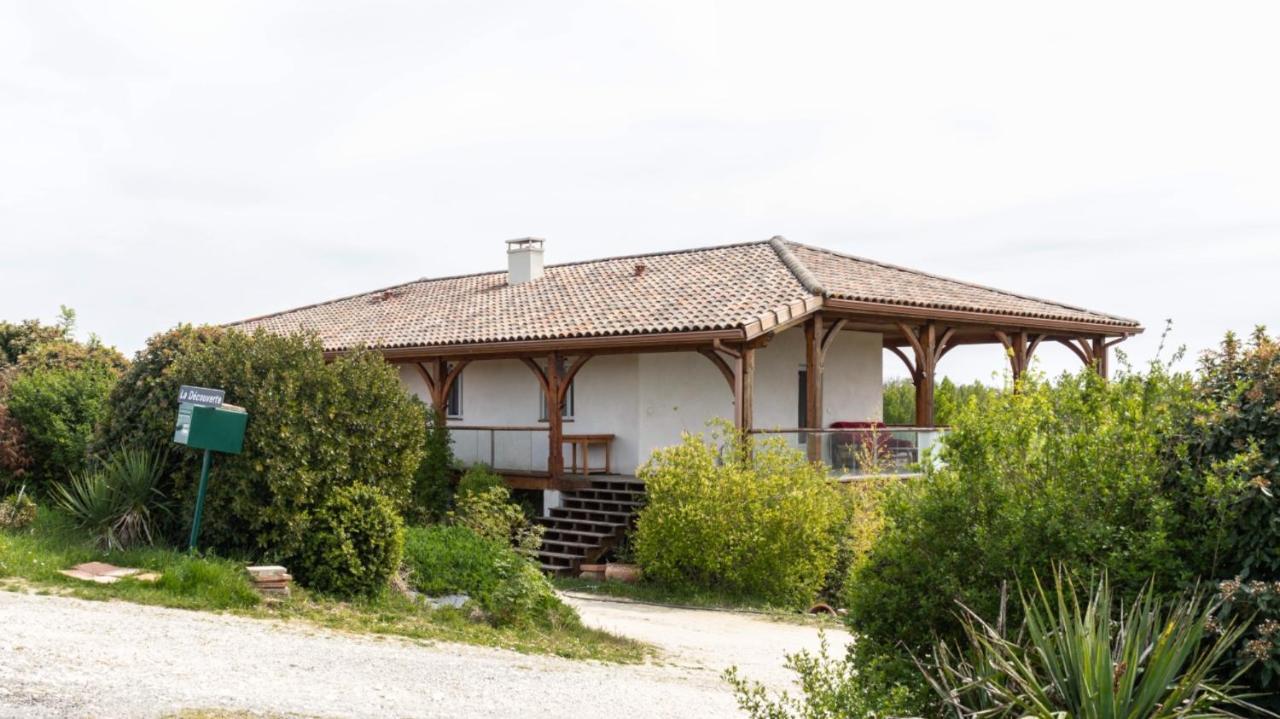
[0,591,849,718]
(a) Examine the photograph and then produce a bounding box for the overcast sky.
[2,1,1277,383]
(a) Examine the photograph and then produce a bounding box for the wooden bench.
[563,434,615,477]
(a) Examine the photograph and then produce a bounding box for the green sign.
[172,386,248,552]
[188,404,248,454]
[173,384,225,444]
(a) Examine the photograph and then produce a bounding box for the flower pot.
[605,563,641,583]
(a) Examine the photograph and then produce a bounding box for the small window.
[539,360,575,421]
[446,369,463,419]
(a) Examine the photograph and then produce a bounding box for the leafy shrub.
[846,366,1192,652]
[727,634,929,719]
[923,572,1258,718]
[821,478,895,602]
[0,488,37,530]
[882,376,997,426]
[294,484,405,597]
[0,308,75,366]
[51,447,167,550]
[0,397,33,487]
[94,324,227,465]
[409,405,456,523]
[15,339,128,375]
[634,422,842,607]
[456,463,504,500]
[402,524,573,627]
[101,330,425,558]
[453,483,544,556]
[1166,328,1280,699]
[6,363,118,487]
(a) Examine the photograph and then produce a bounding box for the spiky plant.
[53,447,167,550]
[923,570,1269,718]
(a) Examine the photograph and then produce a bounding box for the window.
[797,368,808,443]
[539,359,575,421]
[445,368,463,419]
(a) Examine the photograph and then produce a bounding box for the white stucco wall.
[396,325,883,476]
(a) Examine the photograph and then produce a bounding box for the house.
[233,237,1141,573]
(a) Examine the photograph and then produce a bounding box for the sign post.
[172,385,248,552]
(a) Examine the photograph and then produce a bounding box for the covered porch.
[395,306,1131,487]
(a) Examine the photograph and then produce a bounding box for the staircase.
[536,476,645,576]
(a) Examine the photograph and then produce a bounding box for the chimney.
[506,237,545,285]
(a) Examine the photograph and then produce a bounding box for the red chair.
[828,421,892,471]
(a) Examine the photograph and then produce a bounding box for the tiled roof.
[231,238,1139,351]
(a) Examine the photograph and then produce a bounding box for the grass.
[554,577,844,627]
[0,508,651,663]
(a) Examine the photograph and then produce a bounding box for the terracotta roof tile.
[232,238,1138,351]
[779,241,1139,328]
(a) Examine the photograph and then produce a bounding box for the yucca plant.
[923,570,1270,718]
[53,447,168,550]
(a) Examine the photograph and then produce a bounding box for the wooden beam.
[996,331,1047,383]
[559,354,593,405]
[733,346,756,432]
[894,322,939,426]
[819,318,847,358]
[521,357,550,397]
[804,315,824,461]
[413,361,437,397]
[697,348,735,391]
[885,344,918,379]
[825,297,1143,336]
[546,352,564,478]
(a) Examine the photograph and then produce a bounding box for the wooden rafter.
[558,354,593,404]
[413,361,437,396]
[697,348,735,391]
[521,357,549,397]
[893,320,952,427]
[819,318,847,358]
[995,330,1047,382]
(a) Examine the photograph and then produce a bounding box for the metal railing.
[749,426,947,479]
[448,425,550,474]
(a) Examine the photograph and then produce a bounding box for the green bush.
[0,308,75,367]
[634,422,842,607]
[821,478,895,602]
[100,330,425,558]
[924,571,1258,718]
[727,635,928,719]
[409,405,456,523]
[294,484,405,597]
[6,363,118,488]
[453,483,544,556]
[52,447,168,550]
[94,324,227,476]
[0,396,33,488]
[882,376,997,426]
[456,463,504,499]
[846,366,1192,653]
[402,524,574,627]
[1165,328,1280,698]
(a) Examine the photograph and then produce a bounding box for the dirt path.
[0,591,849,718]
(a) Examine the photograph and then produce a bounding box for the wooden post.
[546,352,564,478]
[1091,336,1110,379]
[432,357,449,415]
[804,315,823,460]
[915,323,936,427]
[996,331,1045,385]
[733,346,755,432]
[894,321,953,428]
